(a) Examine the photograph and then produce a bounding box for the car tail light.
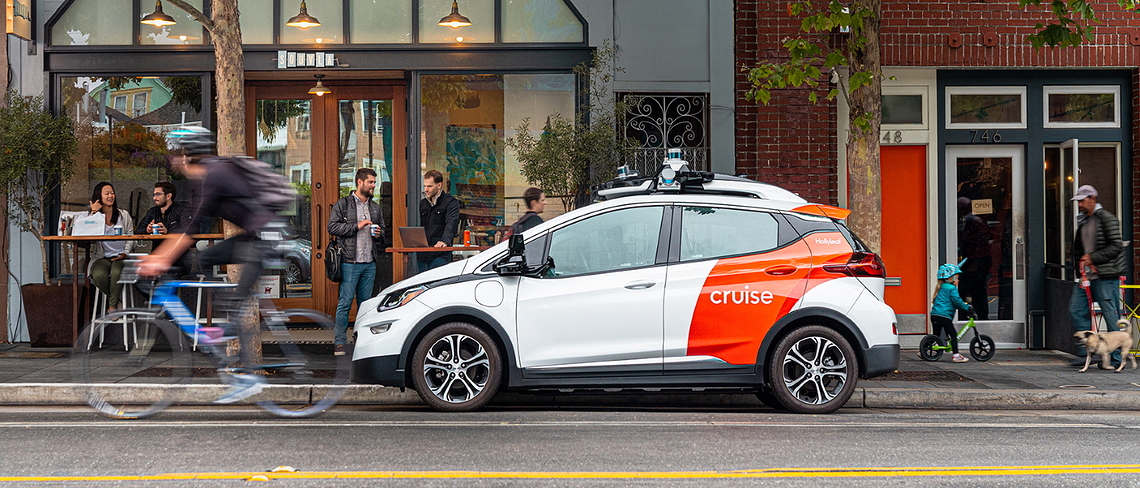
[823,252,887,278]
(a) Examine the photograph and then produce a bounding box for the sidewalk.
[1,342,1139,410]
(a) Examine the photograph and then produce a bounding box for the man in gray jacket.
[1068,185,1126,367]
[328,168,386,356]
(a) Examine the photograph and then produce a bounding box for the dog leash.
[1081,266,1100,333]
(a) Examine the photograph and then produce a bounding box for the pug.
[1074,320,1137,373]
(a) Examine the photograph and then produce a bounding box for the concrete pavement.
[1,342,1139,410]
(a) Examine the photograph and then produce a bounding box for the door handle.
[765,265,797,276]
[624,281,656,290]
[315,203,324,251]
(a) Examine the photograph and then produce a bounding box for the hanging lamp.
[438,0,472,28]
[286,1,321,29]
[308,74,331,97]
[140,0,177,27]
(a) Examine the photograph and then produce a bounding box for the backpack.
[220,156,296,213]
[502,211,539,242]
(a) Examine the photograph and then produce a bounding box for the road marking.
[0,420,1127,429]
[5,464,1140,481]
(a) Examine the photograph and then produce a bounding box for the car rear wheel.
[766,325,859,414]
[410,322,502,412]
[284,260,303,285]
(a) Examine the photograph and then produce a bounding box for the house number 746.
[970,130,1002,143]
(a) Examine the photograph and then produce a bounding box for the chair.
[193,275,230,350]
[87,260,138,351]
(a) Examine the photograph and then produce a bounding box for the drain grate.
[875,370,975,382]
[130,366,341,379]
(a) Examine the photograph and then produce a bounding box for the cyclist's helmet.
[166,126,216,156]
[937,263,962,280]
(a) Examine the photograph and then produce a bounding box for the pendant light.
[438,0,472,28]
[286,1,321,29]
[308,74,331,97]
[140,0,177,27]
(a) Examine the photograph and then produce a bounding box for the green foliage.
[505,41,640,211]
[0,91,79,281]
[1020,0,1137,48]
[256,100,309,141]
[89,122,169,169]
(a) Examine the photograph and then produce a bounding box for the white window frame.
[1042,85,1120,129]
[945,86,1027,130]
[881,85,928,131]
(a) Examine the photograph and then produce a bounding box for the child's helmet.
[937,263,962,280]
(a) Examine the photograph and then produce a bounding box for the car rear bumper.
[350,354,404,387]
[862,344,900,378]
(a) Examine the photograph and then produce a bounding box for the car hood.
[377,259,469,296]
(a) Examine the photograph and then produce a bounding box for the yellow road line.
[4,464,1140,481]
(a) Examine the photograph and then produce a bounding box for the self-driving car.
[350,156,900,414]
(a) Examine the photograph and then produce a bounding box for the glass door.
[248,83,406,315]
[945,146,1026,327]
[1044,140,1120,278]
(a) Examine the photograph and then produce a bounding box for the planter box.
[22,283,78,347]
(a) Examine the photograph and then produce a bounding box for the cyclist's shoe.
[214,374,266,404]
[197,327,238,346]
[952,353,969,363]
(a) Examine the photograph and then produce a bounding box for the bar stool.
[193,275,230,350]
[87,276,137,351]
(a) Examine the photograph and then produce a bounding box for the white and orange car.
[351,160,900,414]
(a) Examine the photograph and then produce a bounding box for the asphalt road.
[1,406,1139,487]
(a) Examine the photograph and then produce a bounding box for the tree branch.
[166,0,215,33]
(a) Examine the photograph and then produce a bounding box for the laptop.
[398,226,430,247]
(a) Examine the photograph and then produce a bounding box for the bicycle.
[71,258,349,419]
[918,312,995,362]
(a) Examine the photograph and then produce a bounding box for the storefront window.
[139,0,205,45]
[255,100,314,296]
[946,87,1026,129]
[420,73,575,246]
[419,0,494,43]
[280,1,344,44]
[351,0,413,43]
[1044,86,1119,127]
[241,0,275,44]
[51,0,133,46]
[502,0,583,43]
[882,94,923,125]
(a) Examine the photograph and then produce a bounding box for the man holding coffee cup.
[136,181,192,273]
[328,168,386,356]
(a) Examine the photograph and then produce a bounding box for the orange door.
[880,145,928,320]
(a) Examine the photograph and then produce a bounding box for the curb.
[2,384,1139,410]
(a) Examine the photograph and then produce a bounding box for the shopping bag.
[71,214,105,236]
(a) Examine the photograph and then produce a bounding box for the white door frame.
[945,145,1027,346]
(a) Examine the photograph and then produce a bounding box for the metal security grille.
[622,94,709,175]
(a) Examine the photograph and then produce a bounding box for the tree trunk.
[845,0,883,253]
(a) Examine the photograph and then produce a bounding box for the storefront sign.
[277,50,337,69]
[972,199,993,215]
[6,0,32,41]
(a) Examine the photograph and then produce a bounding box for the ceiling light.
[286,1,321,29]
[308,74,331,97]
[140,0,177,27]
[438,0,472,28]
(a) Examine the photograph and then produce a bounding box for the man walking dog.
[1068,185,1127,368]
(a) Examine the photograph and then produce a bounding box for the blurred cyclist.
[139,126,281,403]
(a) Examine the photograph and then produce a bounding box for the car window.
[547,206,664,277]
[679,207,780,261]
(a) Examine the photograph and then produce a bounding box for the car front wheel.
[410,322,502,412]
[766,325,859,414]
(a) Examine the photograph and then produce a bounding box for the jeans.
[1070,278,1122,362]
[335,262,376,345]
[417,256,449,274]
[91,258,126,308]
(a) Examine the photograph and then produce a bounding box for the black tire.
[970,334,996,362]
[410,322,502,412]
[765,326,859,414]
[72,309,191,419]
[919,335,945,362]
[283,260,303,285]
[254,309,350,418]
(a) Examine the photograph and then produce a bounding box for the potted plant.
[506,42,641,211]
[0,91,79,346]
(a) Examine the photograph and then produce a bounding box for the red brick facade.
[735,0,1140,275]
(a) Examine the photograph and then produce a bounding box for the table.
[385,246,493,280]
[43,234,225,340]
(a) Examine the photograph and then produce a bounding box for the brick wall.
[736,0,1140,278]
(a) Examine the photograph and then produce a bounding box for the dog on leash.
[1073,319,1137,373]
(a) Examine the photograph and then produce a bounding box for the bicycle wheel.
[970,334,996,362]
[918,335,944,362]
[254,308,349,418]
[72,309,192,419]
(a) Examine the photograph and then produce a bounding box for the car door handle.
[765,265,797,276]
[624,281,656,290]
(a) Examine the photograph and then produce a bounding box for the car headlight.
[378,285,427,312]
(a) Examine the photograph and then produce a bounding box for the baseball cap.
[1070,185,1098,201]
